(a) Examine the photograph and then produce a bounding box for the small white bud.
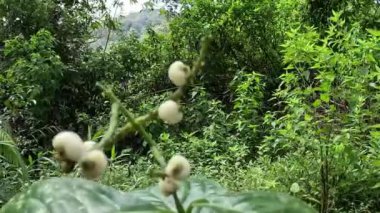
[79,150,108,180]
[165,155,191,180]
[83,141,97,151]
[158,100,183,124]
[52,131,84,162]
[158,177,179,197]
[168,61,190,86]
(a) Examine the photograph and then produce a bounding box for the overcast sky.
[106,0,150,16]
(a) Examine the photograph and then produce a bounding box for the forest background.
[0,0,380,212]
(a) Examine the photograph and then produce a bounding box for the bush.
[261,12,380,211]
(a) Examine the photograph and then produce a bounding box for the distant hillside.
[91,9,167,48]
[120,9,166,35]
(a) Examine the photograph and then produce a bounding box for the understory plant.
[261,12,380,212]
[1,37,317,213]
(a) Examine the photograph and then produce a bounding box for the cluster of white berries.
[158,61,191,125]
[157,61,193,195]
[52,131,107,180]
[50,61,193,189]
[159,155,191,196]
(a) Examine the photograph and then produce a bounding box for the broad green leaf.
[116,177,227,212]
[2,178,113,212]
[1,177,171,213]
[191,191,316,213]
[2,177,317,213]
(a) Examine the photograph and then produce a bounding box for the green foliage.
[0,123,28,206]
[0,126,27,180]
[0,0,380,211]
[2,177,316,213]
[261,13,380,211]
[169,0,285,102]
[2,30,64,119]
[0,0,111,148]
[0,0,55,40]
[306,0,380,29]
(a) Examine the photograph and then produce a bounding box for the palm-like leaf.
[0,127,28,180]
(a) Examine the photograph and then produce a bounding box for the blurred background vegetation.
[0,0,379,212]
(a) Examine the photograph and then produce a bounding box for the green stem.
[115,111,157,142]
[98,84,166,168]
[96,102,119,149]
[173,192,186,213]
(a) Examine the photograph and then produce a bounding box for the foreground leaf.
[191,192,317,213]
[1,178,120,212]
[1,177,317,213]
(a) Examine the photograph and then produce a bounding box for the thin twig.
[103,0,120,52]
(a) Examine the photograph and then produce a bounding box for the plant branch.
[96,36,212,213]
[97,83,166,168]
[96,102,119,149]
[96,36,212,167]
[171,36,211,101]
[115,111,158,142]
[113,36,212,142]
